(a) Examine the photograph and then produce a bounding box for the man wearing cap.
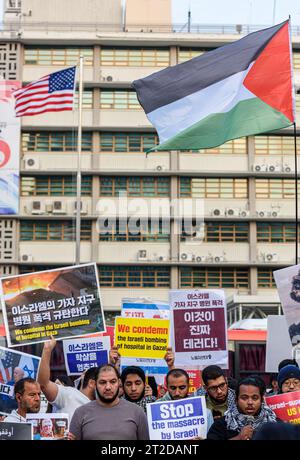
[277,365,300,394]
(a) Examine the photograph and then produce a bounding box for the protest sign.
[0,263,105,347]
[273,264,300,346]
[147,396,207,440]
[170,289,228,368]
[115,317,170,359]
[187,369,202,394]
[26,413,69,440]
[0,422,32,440]
[265,315,297,372]
[0,346,40,414]
[63,336,110,375]
[265,391,300,424]
[121,298,170,383]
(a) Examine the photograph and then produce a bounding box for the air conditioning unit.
[156,165,166,171]
[31,201,44,215]
[157,255,167,262]
[270,210,279,218]
[73,201,88,215]
[283,164,292,173]
[239,210,249,217]
[268,164,281,172]
[180,253,194,261]
[253,164,267,172]
[195,255,205,262]
[52,201,67,215]
[211,208,223,217]
[45,203,53,213]
[137,250,147,261]
[102,75,113,82]
[214,255,226,263]
[21,254,33,262]
[225,208,239,217]
[24,157,39,170]
[264,252,278,262]
[257,210,267,218]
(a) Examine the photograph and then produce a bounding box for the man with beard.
[4,378,41,423]
[69,364,149,440]
[121,366,156,413]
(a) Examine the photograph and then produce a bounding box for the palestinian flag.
[132,20,295,152]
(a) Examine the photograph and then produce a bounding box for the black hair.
[148,376,158,398]
[55,375,74,387]
[278,359,299,372]
[236,376,264,399]
[14,377,38,395]
[202,365,225,385]
[96,364,120,380]
[121,366,145,385]
[82,366,99,389]
[227,376,238,391]
[166,368,189,385]
[268,373,278,386]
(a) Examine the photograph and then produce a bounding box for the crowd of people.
[1,338,300,441]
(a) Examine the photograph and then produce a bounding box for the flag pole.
[294,122,298,265]
[75,55,84,265]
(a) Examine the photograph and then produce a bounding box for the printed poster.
[265,315,297,372]
[265,391,300,424]
[114,317,170,359]
[170,289,228,368]
[147,396,207,440]
[274,264,300,346]
[63,336,110,375]
[26,413,69,440]
[0,346,40,415]
[121,298,170,384]
[0,422,32,440]
[0,263,106,347]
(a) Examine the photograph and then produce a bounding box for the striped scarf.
[225,401,277,432]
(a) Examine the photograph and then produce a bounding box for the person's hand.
[164,347,175,369]
[238,425,254,440]
[144,384,153,397]
[66,432,76,441]
[109,346,121,367]
[43,336,57,353]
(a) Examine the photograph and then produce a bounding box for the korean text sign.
[63,336,110,375]
[0,263,106,347]
[170,289,228,368]
[147,396,207,440]
[114,317,170,359]
[265,391,300,424]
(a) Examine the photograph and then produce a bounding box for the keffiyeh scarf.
[225,401,277,432]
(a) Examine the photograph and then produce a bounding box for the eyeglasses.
[206,382,227,393]
[282,379,300,388]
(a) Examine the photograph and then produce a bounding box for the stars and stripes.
[13,66,76,117]
[0,352,20,383]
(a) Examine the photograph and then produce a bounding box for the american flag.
[0,352,20,383]
[13,66,76,117]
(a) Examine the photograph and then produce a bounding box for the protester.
[69,364,149,440]
[266,373,278,395]
[121,366,156,413]
[3,378,41,423]
[207,376,277,440]
[1,366,26,413]
[278,359,299,372]
[37,337,98,419]
[277,365,300,393]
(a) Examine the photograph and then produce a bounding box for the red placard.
[265,391,300,424]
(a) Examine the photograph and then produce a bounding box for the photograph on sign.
[147,396,207,440]
[0,346,40,415]
[26,413,69,440]
[115,317,170,359]
[0,263,106,347]
[274,264,300,346]
[170,289,228,368]
[265,315,296,372]
[121,298,170,383]
[63,336,110,375]
[0,421,32,440]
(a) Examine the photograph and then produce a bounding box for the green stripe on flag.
[150,98,292,152]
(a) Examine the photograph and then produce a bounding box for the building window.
[256,179,296,199]
[21,176,92,196]
[293,52,300,70]
[100,90,140,109]
[24,47,93,66]
[257,268,276,288]
[22,132,92,152]
[99,219,170,241]
[187,222,248,242]
[99,176,170,197]
[100,47,170,67]
[178,48,206,63]
[19,265,58,274]
[99,132,158,152]
[20,221,92,241]
[99,266,170,287]
[257,222,296,242]
[180,178,248,198]
[180,268,249,289]
[254,135,299,155]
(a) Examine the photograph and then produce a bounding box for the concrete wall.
[125,0,172,32]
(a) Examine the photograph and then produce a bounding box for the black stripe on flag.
[132,20,288,114]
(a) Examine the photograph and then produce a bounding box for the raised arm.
[37,337,59,403]
[164,346,175,370]
[109,345,121,370]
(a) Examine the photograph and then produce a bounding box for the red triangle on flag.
[243,22,294,123]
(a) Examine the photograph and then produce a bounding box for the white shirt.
[51,385,91,421]
[3,410,26,423]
